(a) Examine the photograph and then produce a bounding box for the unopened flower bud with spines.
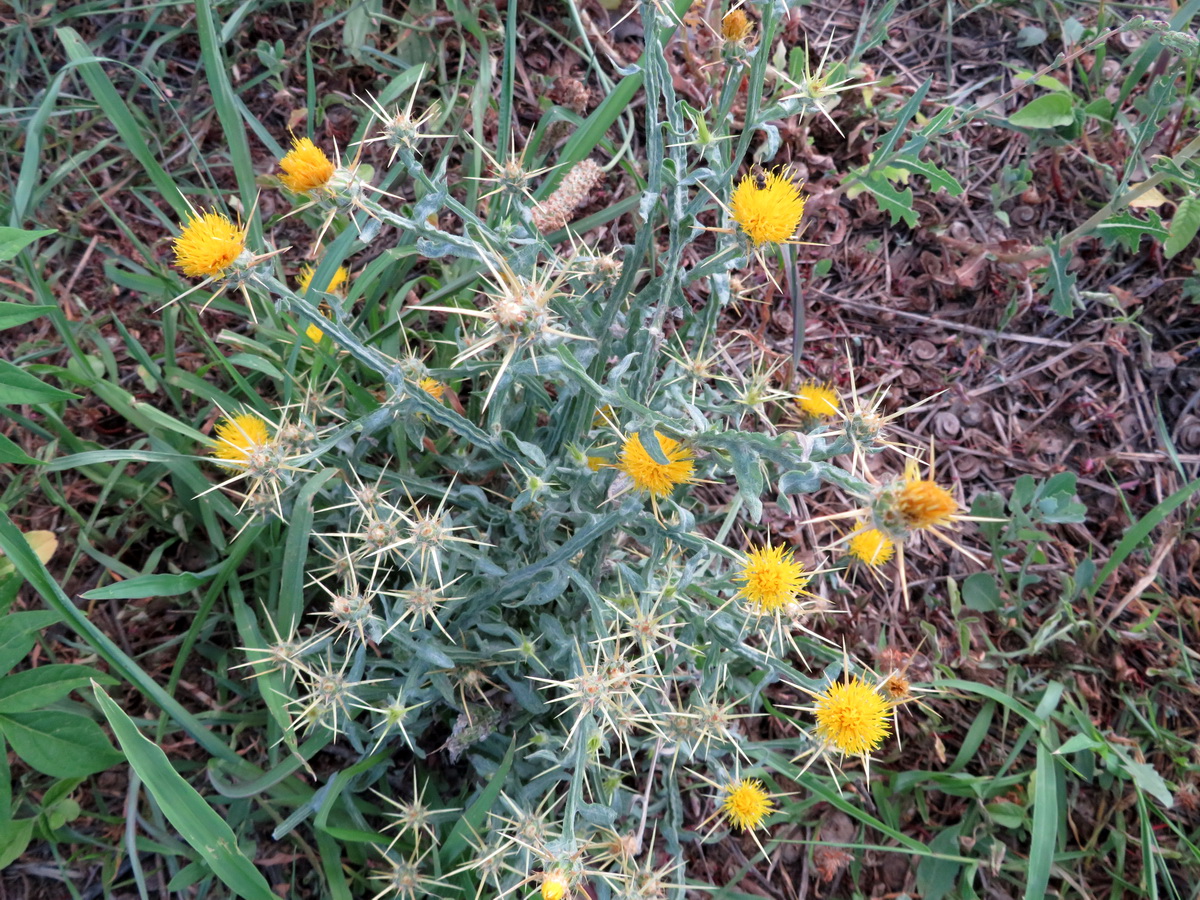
[359,76,444,165]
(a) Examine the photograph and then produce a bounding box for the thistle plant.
[153,5,997,897]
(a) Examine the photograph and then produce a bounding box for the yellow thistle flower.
[895,478,958,531]
[735,544,810,613]
[297,264,349,295]
[796,381,839,417]
[417,377,446,401]
[846,528,894,567]
[721,778,774,832]
[730,169,806,246]
[540,870,571,900]
[278,136,335,194]
[613,431,695,498]
[721,9,753,44]
[305,322,325,342]
[173,210,246,279]
[211,413,272,468]
[297,265,348,342]
[812,677,892,757]
[586,455,606,472]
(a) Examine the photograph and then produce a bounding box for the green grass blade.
[9,68,71,225]
[315,831,353,900]
[55,28,188,220]
[1026,729,1060,900]
[1088,477,1200,598]
[440,736,516,865]
[279,469,340,633]
[535,0,692,194]
[192,4,262,243]
[93,685,279,900]
[0,511,240,764]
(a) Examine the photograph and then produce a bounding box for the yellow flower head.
[297,265,348,342]
[730,169,806,246]
[297,264,349,295]
[279,136,335,194]
[540,871,570,900]
[896,478,958,531]
[721,9,753,44]
[735,543,810,613]
[847,528,894,567]
[173,211,246,279]
[721,778,774,832]
[796,381,839,417]
[813,677,892,757]
[417,377,446,401]
[614,431,695,498]
[304,307,332,343]
[211,413,272,468]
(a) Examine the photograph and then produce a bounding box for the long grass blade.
[0,512,240,764]
[93,685,279,900]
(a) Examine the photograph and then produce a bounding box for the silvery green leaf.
[779,465,821,495]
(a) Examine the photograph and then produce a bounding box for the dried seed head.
[813,845,854,882]
[532,159,603,233]
[880,672,912,702]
